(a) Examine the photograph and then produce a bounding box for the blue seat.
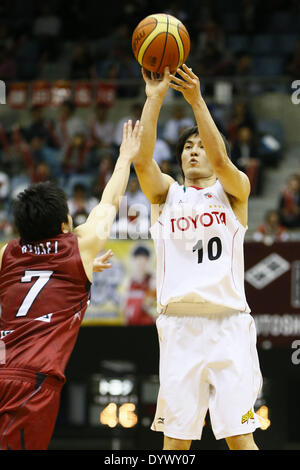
[251,56,284,76]
[221,12,241,33]
[273,34,298,55]
[290,13,300,34]
[268,12,293,33]
[250,35,275,55]
[257,119,284,146]
[227,34,250,53]
[215,0,239,13]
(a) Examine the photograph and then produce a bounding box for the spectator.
[93,152,114,195]
[234,52,253,76]
[89,104,115,150]
[56,100,87,149]
[162,104,194,150]
[14,30,40,80]
[240,0,259,34]
[126,175,150,211]
[0,45,16,81]
[67,183,98,227]
[285,39,300,80]
[61,132,93,177]
[33,3,62,62]
[25,105,60,149]
[0,199,13,240]
[117,176,150,239]
[278,174,300,228]
[227,100,257,143]
[18,136,60,182]
[70,43,94,80]
[164,1,189,23]
[196,20,226,54]
[153,138,172,166]
[253,209,289,243]
[231,126,263,195]
[0,171,10,201]
[194,41,233,78]
[113,103,142,147]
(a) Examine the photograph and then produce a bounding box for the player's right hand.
[142,66,171,100]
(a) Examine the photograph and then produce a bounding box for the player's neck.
[184,175,217,189]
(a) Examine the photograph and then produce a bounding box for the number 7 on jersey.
[16,270,54,317]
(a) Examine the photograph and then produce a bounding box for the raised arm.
[169,64,250,203]
[133,68,175,204]
[74,120,143,281]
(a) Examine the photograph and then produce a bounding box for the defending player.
[133,66,263,451]
[0,120,143,450]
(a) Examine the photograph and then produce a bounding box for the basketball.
[132,13,190,74]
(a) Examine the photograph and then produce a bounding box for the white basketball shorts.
[151,310,263,441]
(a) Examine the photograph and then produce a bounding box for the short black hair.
[13,182,69,243]
[133,246,150,258]
[175,126,231,173]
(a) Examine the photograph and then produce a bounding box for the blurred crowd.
[0,0,299,84]
[0,0,299,242]
[0,92,293,241]
[253,173,300,244]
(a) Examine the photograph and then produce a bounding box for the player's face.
[181,134,215,179]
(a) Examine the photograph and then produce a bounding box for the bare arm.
[170,65,250,203]
[134,68,175,204]
[0,243,7,270]
[74,120,143,280]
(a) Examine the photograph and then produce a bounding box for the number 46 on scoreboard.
[100,402,138,429]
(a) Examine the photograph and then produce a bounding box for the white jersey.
[150,180,250,315]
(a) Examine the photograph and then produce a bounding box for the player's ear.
[61,221,69,234]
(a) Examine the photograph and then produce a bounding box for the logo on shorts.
[241,408,255,424]
[157,417,165,425]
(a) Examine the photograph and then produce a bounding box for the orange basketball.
[132,13,190,74]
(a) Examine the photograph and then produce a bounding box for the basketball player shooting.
[133,65,263,451]
[0,120,143,450]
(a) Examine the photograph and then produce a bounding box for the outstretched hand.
[142,67,171,100]
[119,119,144,163]
[93,249,113,272]
[169,64,202,106]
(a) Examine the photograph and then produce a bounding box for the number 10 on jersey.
[193,237,222,264]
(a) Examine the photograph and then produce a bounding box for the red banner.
[8,82,27,109]
[74,81,93,107]
[31,80,51,107]
[51,80,72,107]
[96,83,116,108]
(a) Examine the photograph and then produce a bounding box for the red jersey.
[125,274,156,326]
[0,233,90,381]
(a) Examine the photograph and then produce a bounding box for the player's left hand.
[93,249,113,272]
[169,64,201,106]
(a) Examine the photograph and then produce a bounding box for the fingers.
[101,249,113,261]
[123,119,134,140]
[142,67,150,82]
[182,63,198,79]
[93,262,112,272]
[93,250,113,272]
[122,121,128,141]
[175,66,197,84]
[142,66,170,82]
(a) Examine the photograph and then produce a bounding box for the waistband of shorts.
[163,302,243,316]
[0,368,65,390]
